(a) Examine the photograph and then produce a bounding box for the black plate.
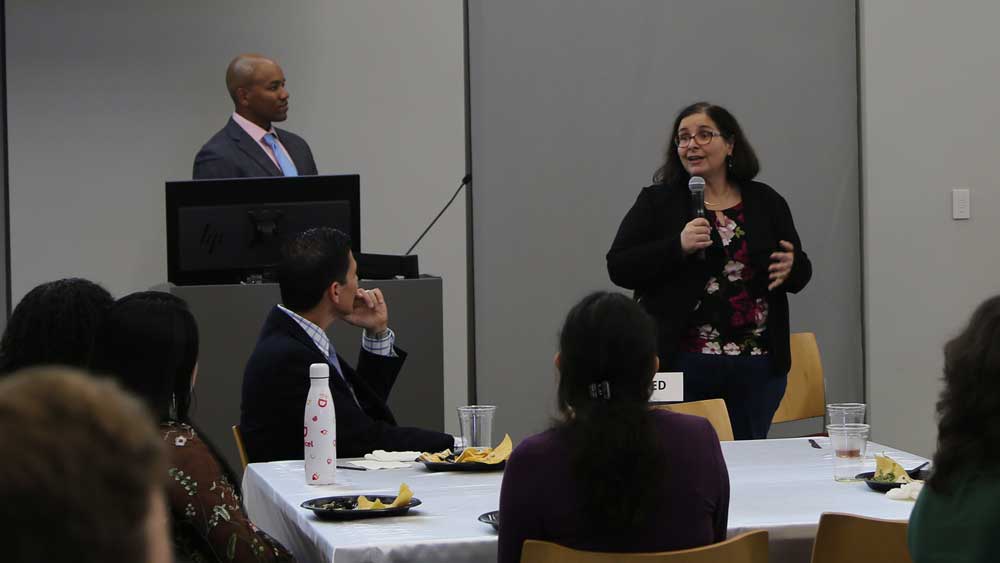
[856,469,930,492]
[300,495,422,520]
[479,510,499,530]
[420,459,506,472]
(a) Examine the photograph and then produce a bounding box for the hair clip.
[588,380,612,400]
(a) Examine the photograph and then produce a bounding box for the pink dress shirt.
[231,112,293,171]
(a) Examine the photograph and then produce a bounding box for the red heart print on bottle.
[306,364,336,485]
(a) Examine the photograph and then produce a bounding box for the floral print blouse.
[679,202,769,356]
[161,422,295,563]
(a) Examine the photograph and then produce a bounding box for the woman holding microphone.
[607,102,811,440]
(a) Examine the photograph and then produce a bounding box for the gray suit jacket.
[193,117,319,179]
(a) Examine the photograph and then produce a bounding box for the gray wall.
[860,1,1000,457]
[5,1,468,433]
[469,0,861,441]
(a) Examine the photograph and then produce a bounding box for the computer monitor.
[165,174,360,285]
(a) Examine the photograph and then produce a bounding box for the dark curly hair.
[928,295,1000,493]
[652,101,760,187]
[553,291,661,534]
[0,278,113,375]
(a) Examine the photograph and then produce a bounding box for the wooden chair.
[772,332,826,424]
[654,399,735,441]
[810,512,912,563]
[520,530,769,563]
[231,424,249,471]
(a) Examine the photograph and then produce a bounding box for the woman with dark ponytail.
[497,292,729,562]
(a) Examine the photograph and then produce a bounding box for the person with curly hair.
[908,294,1000,562]
[497,292,729,563]
[95,291,295,563]
[0,278,113,374]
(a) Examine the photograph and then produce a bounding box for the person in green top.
[909,294,1000,563]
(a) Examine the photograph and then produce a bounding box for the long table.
[243,438,928,563]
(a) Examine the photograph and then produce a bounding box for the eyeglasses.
[675,130,724,148]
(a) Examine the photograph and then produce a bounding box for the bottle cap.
[309,363,330,379]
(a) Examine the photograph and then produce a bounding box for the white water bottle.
[304,363,337,485]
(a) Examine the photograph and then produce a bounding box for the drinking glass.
[827,423,870,481]
[458,405,496,449]
[826,403,866,425]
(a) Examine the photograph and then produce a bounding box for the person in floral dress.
[608,102,811,439]
[96,291,295,562]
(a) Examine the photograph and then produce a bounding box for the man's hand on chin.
[343,288,389,336]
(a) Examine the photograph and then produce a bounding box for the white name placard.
[649,372,684,402]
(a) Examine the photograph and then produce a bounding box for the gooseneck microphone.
[405,174,472,255]
[688,176,706,260]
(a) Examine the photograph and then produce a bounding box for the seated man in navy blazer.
[193,53,319,179]
[241,227,454,462]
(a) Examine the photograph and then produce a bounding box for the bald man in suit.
[193,54,318,179]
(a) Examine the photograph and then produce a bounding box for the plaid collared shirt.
[277,305,396,372]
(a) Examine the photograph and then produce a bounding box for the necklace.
[704,187,739,208]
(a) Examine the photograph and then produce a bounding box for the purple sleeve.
[707,424,731,542]
[497,440,542,563]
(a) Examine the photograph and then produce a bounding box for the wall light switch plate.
[952,188,970,220]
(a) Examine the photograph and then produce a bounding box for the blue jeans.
[670,352,786,440]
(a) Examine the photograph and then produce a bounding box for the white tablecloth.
[243,438,928,563]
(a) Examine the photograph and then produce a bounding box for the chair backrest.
[772,332,826,424]
[810,512,912,563]
[654,399,734,441]
[231,424,249,471]
[520,530,769,563]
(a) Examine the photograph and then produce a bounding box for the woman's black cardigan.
[607,180,812,376]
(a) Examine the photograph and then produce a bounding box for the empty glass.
[458,405,496,449]
[826,403,866,425]
[827,423,870,481]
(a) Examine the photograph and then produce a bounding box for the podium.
[165,276,444,478]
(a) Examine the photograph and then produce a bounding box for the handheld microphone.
[688,176,706,260]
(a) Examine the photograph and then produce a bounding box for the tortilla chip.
[419,449,452,463]
[420,436,513,464]
[455,447,489,463]
[875,454,912,483]
[482,434,513,464]
[357,483,413,510]
[356,495,388,510]
[388,483,413,508]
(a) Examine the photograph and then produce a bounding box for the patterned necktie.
[327,343,362,410]
[262,133,299,177]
